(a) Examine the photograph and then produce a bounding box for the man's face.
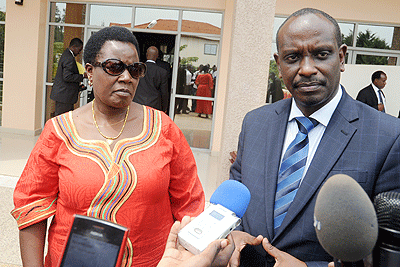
[374,74,387,89]
[274,13,347,116]
[71,45,83,57]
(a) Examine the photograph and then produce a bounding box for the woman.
[11,26,204,267]
[195,65,213,118]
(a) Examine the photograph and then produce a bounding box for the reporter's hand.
[328,262,334,267]
[229,230,263,267]
[262,238,306,267]
[157,216,235,267]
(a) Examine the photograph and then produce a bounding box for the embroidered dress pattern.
[52,107,161,266]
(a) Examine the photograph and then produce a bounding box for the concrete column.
[215,0,277,188]
[2,0,47,135]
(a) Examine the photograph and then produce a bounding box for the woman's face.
[86,40,140,109]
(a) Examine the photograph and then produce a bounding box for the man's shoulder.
[244,99,290,121]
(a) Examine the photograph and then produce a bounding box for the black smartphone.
[58,214,129,267]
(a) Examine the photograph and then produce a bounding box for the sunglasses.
[93,58,146,79]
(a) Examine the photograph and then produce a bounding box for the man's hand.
[229,230,263,267]
[229,151,237,164]
[157,216,235,267]
[378,103,384,112]
[262,238,307,267]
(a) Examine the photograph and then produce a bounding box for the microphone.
[373,191,400,266]
[313,174,378,266]
[178,180,251,254]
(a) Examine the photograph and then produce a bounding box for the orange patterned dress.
[11,106,205,267]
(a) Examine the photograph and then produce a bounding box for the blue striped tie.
[273,117,317,234]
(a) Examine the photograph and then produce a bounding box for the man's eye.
[285,54,299,62]
[317,51,330,58]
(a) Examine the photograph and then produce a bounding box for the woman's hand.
[157,216,235,267]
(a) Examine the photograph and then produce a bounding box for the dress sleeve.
[11,120,61,230]
[164,115,205,220]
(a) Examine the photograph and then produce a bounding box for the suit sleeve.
[160,69,170,113]
[356,89,368,105]
[62,55,84,84]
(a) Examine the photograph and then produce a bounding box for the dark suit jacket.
[134,61,169,112]
[230,87,400,267]
[356,84,381,110]
[50,49,83,104]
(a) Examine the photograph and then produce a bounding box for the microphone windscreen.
[374,191,400,231]
[210,180,250,218]
[314,174,378,262]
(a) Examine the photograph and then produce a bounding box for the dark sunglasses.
[93,58,146,79]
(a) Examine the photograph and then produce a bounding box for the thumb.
[262,238,280,259]
[199,239,228,264]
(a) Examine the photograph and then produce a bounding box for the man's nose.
[298,57,318,76]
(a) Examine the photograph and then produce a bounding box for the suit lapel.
[264,101,290,241]
[272,89,359,240]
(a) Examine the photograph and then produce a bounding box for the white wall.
[341,64,400,117]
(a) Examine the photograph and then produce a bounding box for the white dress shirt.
[281,86,343,183]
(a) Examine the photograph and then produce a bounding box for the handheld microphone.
[314,174,378,266]
[373,191,400,267]
[178,180,251,254]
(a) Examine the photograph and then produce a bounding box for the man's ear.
[273,53,282,78]
[339,44,347,72]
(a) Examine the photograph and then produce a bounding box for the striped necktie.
[273,117,317,234]
[378,89,385,113]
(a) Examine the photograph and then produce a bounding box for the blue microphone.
[178,180,251,254]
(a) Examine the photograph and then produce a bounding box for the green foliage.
[269,60,285,89]
[179,44,188,51]
[342,29,390,65]
[181,57,199,66]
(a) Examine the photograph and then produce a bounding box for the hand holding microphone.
[158,216,235,267]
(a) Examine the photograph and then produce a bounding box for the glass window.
[0,0,5,21]
[135,7,179,31]
[182,11,222,34]
[204,44,217,55]
[355,54,391,65]
[50,3,86,25]
[174,97,213,149]
[90,4,132,27]
[46,26,84,83]
[339,22,355,46]
[356,24,398,50]
[178,35,219,96]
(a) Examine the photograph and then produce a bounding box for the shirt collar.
[68,48,75,57]
[289,85,343,127]
[371,82,381,93]
[146,59,156,63]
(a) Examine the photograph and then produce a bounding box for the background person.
[229,8,400,267]
[50,38,87,116]
[134,46,170,113]
[12,26,204,267]
[356,70,387,112]
[195,65,214,118]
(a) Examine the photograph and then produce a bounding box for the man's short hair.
[276,8,342,52]
[69,38,83,48]
[371,70,386,82]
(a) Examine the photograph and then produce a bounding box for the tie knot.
[295,117,318,134]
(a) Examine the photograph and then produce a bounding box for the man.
[134,46,169,113]
[266,72,284,103]
[229,8,400,267]
[356,70,387,112]
[50,38,86,116]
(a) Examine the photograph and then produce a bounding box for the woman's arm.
[19,219,47,267]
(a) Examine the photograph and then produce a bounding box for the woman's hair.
[83,26,140,65]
